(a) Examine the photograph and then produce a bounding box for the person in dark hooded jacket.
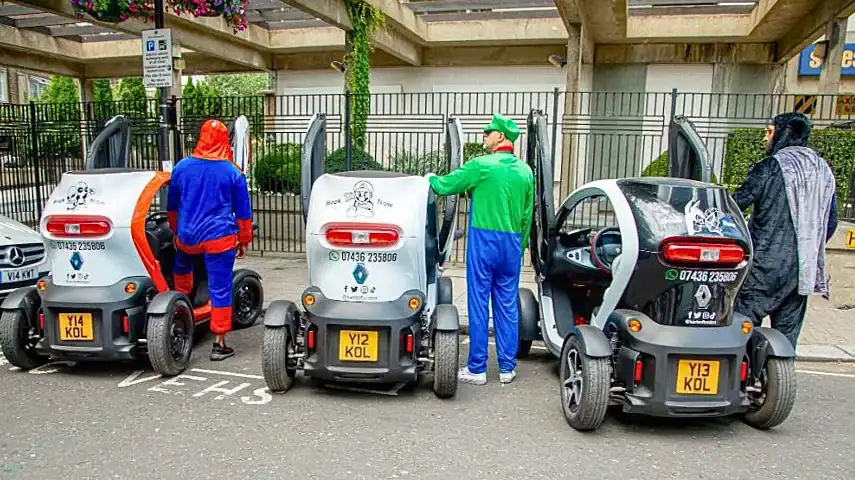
[731,112,838,348]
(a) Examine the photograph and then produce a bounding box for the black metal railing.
[1,90,854,260]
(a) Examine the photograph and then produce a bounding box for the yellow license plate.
[58,313,94,341]
[339,330,378,362]
[675,359,720,395]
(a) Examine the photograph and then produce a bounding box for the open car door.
[525,109,556,277]
[300,113,327,224]
[228,115,251,173]
[437,116,463,266]
[667,115,712,182]
[84,115,131,170]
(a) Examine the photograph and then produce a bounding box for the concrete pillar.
[77,77,96,159]
[819,17,848,106]
[559,24,582,200]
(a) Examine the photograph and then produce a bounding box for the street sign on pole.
[142,28,173,89]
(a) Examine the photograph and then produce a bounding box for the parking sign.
[141,29,173,89]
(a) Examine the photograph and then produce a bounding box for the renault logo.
[7,246,25,267]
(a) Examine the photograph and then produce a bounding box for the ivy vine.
[343,0,384,152]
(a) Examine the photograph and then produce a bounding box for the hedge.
[253,144,383,194]
[643,128,855,207]
[253,141,491,194]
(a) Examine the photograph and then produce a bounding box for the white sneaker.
[499,370,517,384]
[458,367,487,385]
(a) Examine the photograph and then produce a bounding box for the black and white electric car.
[518,110,798,431]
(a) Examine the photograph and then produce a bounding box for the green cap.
[483,113,520,143]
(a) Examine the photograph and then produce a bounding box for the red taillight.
[45,215,111,238]
[324,223,399,247]
[574,314,587,326]
[122,314,129,334]
[740,361,748,382]
[39,312,44,330]
[307,329,316,350]
[661,238,744,265]
[634,359,643,383]
[405,332,414,353]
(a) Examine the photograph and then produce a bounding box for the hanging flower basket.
[167,0,250,33]
[69,0,154,23]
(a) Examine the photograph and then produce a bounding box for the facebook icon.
[146,40,155,52]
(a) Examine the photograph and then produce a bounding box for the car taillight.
[660,238,744,265]
[45,215,111,238]
[324,223,400,247]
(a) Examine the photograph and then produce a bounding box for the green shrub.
[253,142,302,194]
[388,149,448,176]
[463,142,489,161]
[252,144,383,194]
[641,150,718,183]
[724,128,855,205]
[325,147,383,173]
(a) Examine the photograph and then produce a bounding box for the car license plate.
[675,359,720,395]
[1,267,37,284]
[338,330,378,362]
[58,313,94,341]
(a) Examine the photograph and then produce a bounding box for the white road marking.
[795,369,855,379]
[191,368,264,380]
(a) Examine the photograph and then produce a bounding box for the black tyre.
[0,310,47,370]
[560,334,610,431]
[742,357,797,430]
[517,288,539,359]
[438,276,453,305]
[518,339,533,359]
[261,326,296,393]
[146,298,194,377]
[233,275,263,329]
[432,329,459,399]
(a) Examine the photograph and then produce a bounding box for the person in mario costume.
[166,118,254,361]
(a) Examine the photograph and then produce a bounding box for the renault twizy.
[518,110,797,431]
[261,114,461,398]
[0,115,264,376]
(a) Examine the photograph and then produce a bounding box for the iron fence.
[1,90,854,259]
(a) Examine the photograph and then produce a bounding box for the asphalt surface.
[1,324,854,480]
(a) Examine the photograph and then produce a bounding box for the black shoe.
[210,342,235,361]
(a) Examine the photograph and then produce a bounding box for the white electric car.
[261,114,463,398]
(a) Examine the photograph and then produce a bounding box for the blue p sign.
[146,40,155,52]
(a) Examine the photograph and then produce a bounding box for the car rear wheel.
[560,334,610,431]
[0,310,47,370]
[742,357,797,430]
[233,275,263,329]
[146,298,194,377]
[261,326,296,393]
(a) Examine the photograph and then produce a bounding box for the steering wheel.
[146,211,169,226]
[589,226,622,274]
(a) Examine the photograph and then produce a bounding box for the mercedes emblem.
[7,246,25,267]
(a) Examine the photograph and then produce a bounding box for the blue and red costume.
[166,119,253,336]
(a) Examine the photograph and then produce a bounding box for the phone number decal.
[665,269,738,283]
[329,251,398,263]
[49,240,107,251]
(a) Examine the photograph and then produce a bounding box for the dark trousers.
[735,287,808,348]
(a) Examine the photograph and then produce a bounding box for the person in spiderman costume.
[166,118,254,361]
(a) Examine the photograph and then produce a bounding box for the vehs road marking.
[2,351,854,379]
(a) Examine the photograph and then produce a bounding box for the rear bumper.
[607,313,752,418]
[34,275,155,362]
[300,287,426,384]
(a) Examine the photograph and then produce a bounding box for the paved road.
[1,325,854,480]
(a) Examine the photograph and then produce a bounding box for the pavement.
[239,252,855,363]
[1,330,855,479]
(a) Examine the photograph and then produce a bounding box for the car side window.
[560,194,618,233]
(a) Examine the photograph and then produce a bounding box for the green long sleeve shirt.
[428,151,534,250]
